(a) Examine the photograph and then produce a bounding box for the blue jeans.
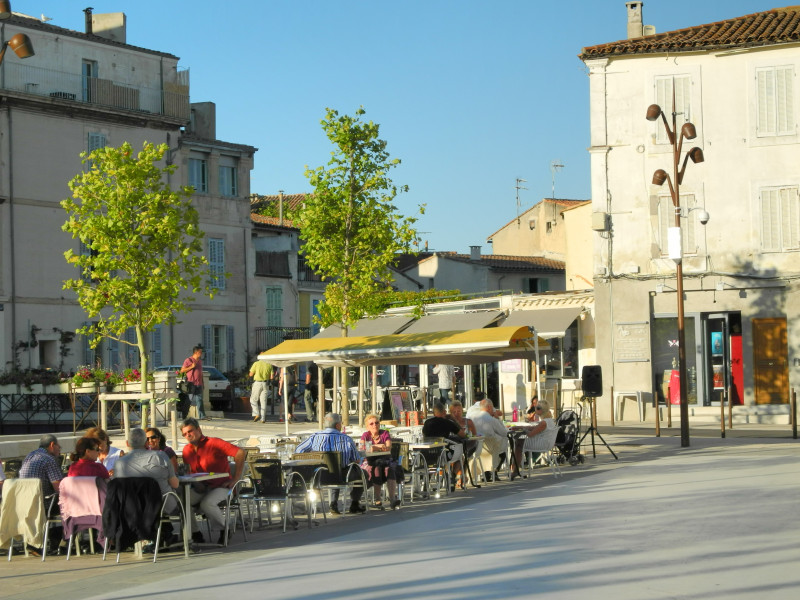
[191,385,205,418]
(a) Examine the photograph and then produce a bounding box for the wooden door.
[752,318,788,405]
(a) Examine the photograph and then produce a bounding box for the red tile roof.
[250,193,309,211]
[420,252,564,273]
[250,213,299,230]
[580,6,800,60]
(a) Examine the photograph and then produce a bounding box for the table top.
[362,451,391,458]
[281,459,324,468]
[178,472,228,483]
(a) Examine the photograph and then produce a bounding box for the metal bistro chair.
[153,490,189,561]
[249,459,313,533]
[414,440,451,500]
[1,479,61,561]
[303,451,367,516]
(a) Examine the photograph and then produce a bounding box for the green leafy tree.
[62,141,215,391]
[301,107,423,332]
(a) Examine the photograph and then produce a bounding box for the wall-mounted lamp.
[579,307,590,320]
[655,283,676,294]
[528,217,536,230]
[715,281,735,291]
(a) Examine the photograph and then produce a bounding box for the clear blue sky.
[30,0,773,252]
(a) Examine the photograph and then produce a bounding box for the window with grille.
[760,186,800,251]
[208,237,226,290]
[756,66,795,137]
[654,75,691,145]
[189,158,208,193]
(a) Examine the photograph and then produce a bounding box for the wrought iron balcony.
[1,62,190,120]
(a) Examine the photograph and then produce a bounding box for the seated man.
[466,391,502,420]
[294,412,365,515]
[18,434,65,553]
[181,417,246,545]
[470,398,509,480]
[422,402,465,440]
[115,428,180,547]
[19,434,64,498]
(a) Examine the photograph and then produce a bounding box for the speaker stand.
[578,396,618,460]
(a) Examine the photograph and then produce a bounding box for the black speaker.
[581,365,603,397]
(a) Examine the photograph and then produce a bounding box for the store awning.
[400,310,504,334]
[500,306,583,338]
[313,315,415,338]
[257,326,546,368]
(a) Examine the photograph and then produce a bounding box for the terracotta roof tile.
[580,6,800,60]
[250,193,310,211]
[435,252,564,272]
[250,213,299,230]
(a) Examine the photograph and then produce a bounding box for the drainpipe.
[7,104,17,365]
[278,190,284,226]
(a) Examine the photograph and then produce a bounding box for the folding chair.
[523,425,562,479]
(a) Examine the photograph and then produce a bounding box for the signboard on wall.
[614,321,650,363]
[500,359,522,373]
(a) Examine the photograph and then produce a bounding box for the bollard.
[792,388,797,440]
[720,392,726,438]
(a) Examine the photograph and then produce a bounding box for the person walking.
[249,356,273,423]
[180,345,208,420]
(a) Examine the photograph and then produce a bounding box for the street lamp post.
[0,2,35,65]
[646,96,705,448]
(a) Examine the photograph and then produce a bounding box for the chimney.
[278,190,284,226]
[84,7,93,34]
[625,1,643,39]
[469,245,481,261]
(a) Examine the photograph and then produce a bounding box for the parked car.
[154,365,234,411]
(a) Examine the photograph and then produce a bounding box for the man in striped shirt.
[295,413,365,515]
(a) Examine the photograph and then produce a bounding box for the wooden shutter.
[757,66,794,136]
[151,325,162,368]
[760,188,781,251]
[202,325,213,367]
[655,75,690,144]
[226,325,235,371]
[208,238,225,290]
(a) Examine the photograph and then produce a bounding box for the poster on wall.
[614,321,650,362]
[711,331,723,356]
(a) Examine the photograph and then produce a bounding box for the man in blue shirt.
[19,434,64,497]
[295,413,364,515]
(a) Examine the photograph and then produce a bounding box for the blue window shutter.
[151,325,162,368]
[226,325,235,371]
[83,321,94,366]
[107,337,119,370]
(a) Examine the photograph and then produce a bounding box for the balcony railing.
[297,256,325,288]
[255,326,311,351]
[1,62,189,120]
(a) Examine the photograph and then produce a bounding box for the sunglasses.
[535,406,543,411]
[146,435,159,440]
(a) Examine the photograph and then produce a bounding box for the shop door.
[752,318,789,405]
[703,312,743,407]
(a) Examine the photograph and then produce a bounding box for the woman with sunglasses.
[511,399,554,481]
[525,395,540,422]
[145,427,179,472]
[359,414,403,510]
[85,427,124,476]
[67,436,110,479]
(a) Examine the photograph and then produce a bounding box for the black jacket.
[103,477,161,550]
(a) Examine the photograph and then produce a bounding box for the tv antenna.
[515,177,528,218]
[550,160,564,199]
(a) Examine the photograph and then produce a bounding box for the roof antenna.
[515,177,528,220]
[550,160,564,199]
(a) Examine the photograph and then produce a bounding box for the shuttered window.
[218,165,238,197]
[760,187,800,251]
[655,75,691,145]
[189,158,208,192]
[208,238,226,290]
[756,66,794,137]
[657,193,697,256]
[265,286,283,327]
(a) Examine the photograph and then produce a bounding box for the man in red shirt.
[180,345,208,420]
[181,417,246,545]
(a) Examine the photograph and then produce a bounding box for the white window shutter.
[776,66,794,135]
[760,189,780,251]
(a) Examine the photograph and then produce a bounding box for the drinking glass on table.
[365,440,373,452]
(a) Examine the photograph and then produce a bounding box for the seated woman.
[446,401,477,490]
[525,395,539,422]
[511,399,554,481]
[85,427,124,476]
[359,414,403,510]
[67,436,110,479]
[145,427,179,472]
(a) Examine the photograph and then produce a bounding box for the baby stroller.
[554,407,584,465]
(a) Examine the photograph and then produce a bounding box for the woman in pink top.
[67,437,110,479]
[359,414,403,510]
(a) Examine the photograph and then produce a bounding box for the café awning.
[500,306,583,338]
[313,315,415,338]
[400,310,504,334]
[257,326,545,368]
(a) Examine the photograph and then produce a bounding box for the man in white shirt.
[433,364,455,403]
[470,398,509,480]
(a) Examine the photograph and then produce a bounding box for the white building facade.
[581,5,800,421]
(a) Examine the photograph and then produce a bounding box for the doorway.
[752,317,789,405]
[702,312,742,406]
